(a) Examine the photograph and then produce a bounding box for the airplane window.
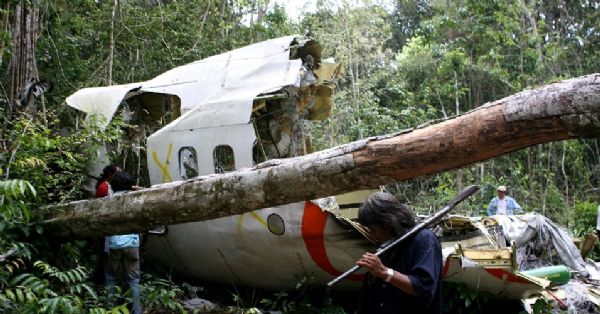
[179,147,199,179]
[214,145,235,174]
[267,213,285,235]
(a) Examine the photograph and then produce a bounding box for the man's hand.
[357,252,418,296]
[356,252,388,279]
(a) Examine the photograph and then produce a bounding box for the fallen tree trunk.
[41,74,600,237]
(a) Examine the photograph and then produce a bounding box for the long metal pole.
[327,185,480,287]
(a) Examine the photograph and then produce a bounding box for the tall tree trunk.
[0,0,9,68]
[219,0,227,39]
[40,74,600,237]
[8,3,39,105]
[253,0,269,42]
[542,142,553,215]
[453,70,463,192]
[527,146,534,202]
[561,142,569,209]
[436,90,448,119]
[107,0,117,85]
[521,0,543,76]
[454,70,460,115]
[156,0,174,65]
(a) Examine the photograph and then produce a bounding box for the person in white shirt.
[487,185,523,216]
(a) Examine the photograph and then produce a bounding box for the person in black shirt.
[356,192,442,314]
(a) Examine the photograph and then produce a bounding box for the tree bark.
[561,141,569,209]
[453,70,463,192]
[0,0,9,67]
[521,0,543,74]
[8,3,39,104]
[40,74,600,237]
[107,0,117,85]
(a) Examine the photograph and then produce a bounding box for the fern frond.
[34,260,53,275]
[4,288,16,301]
[9,273,36,286]
[9,273,48,295]
[0,179,36,199]
[43,296,60,314]
[14,157,47,170]
[0,243,34,264]
[15,287,24,303]
[0,261,17,277]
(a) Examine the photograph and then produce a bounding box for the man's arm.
[487,198,496,216]
[403,232,442,305]
[511,197,523,213]
[384,269,418,296]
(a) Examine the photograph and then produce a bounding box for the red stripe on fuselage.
[301,201,364,282]
[484,268,532,284]
[442,257,451,277]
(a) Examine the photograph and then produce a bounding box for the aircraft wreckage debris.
[328,185,479,287]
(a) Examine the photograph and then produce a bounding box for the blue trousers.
[105,247,141,314]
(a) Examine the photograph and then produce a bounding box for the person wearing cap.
[487,185,522,216]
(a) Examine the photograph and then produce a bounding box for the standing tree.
[8,2,40,114]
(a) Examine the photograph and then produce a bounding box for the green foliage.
[571,201,599,235]
[0,115,133,313]
[0,179,36,200]
[0,179,180,313]
[1,115,127,205]
[0,258,99,313]
[531,297,556,314]
[0,178,38,312]
[305,0,600,216]
[568,200,600,260]
[140,274,186,313]
[256,276,346,314]
[442,282,493,313]
[0,179,37,233]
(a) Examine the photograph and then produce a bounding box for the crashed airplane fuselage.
[65,36,584,297]
[67,36,375,290]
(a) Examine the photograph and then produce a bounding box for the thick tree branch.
[40,74,600,237]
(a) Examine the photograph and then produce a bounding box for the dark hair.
[110,171,134,192]
[95,164,121,189]
[358,192,416,237]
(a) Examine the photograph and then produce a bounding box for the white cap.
[497,185,507,192]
